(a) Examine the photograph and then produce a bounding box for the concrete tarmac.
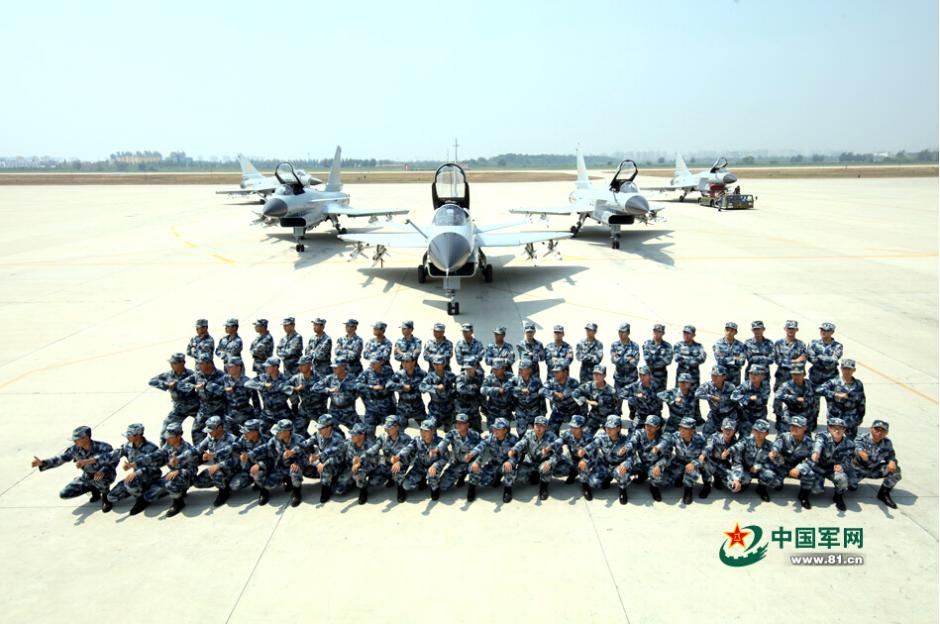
[0,176,936,623]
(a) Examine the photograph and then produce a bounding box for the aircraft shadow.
[574,227,675,267]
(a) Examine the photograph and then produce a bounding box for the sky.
[1,0,937,161]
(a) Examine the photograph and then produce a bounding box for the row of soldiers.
[31,411,901,517]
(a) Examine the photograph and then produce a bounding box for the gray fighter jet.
[645,154,738,201]
[216,155,321,203]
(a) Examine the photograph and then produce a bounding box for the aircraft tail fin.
[675,153,690,176]
[575,146,590,189]
[237,154,261,178]
[325,145,343,192]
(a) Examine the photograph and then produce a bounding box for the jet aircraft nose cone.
[723,173,737,184]
[625,194,650,213]
[263,198,288,218]
[429,232,471,272]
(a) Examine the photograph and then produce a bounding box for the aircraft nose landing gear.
[296,243,305,252]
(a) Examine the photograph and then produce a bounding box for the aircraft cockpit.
[432,163,470,210]
[609,159,639,194]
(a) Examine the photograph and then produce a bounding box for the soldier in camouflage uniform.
[620,365,663,424]
[713,322,747,386]
[304,415,348,503]
[455,358,484,431]
[807,417,856,510]
[306,317,333,377]
[540,364,584,435]
[387,354,427,428]
[276,317,304,380]
[610,322,640,410]
[186,318,215,367]
[481,358,514,429]
[816,359,866,439]
[744,320,774,378]
[428,413,482,499]
[143,421,199,517]
[422,322,454,371]
[772,320,807,420]
[699,418,737,498]
[775,362,818,432]
[248,418,305,507]
[625,414,672,502]
[419,355,458,430]
[400,419,445,495]
[674,325,707,419]
[215,318,243,366]
[658,372,697,433]
[664,417,707,505]
[230,419,269,493]
[575,364,621,435]
[642,323,674,389]
[544,325,574,382]
[363,321,394,376]
[517,320,546,380]
[149,352,199,443]
[31,425,116,513]
[728,418,780,501]
[587,415,632,503]
[506,415,558,502]
[288,355,326,437]
[179,353,227,446]
[245,357,294,429]
[394,320,423,370]
[696,365,739,436]
[335,319,364,377]
[249,319,274,375]
[807,321,843,387]
[731,365,771,436]
[465,417,518,502]
[769,415,816,509]
[338,423,382,504]
[106,423,162,515]
[555,415,595,498]
[315,360,360,429]
[508,359,544,436]
[576,322,604,384]
[192,416,240,507]
[484,326,515,374]
[222,356,260,434]
[356,357,396,436]
[373,415,414,503]
[853,420,901,509]
[456,322,485,375]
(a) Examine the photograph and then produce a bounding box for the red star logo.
[724,523,751,549]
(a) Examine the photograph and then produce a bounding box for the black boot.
[565,468,577,485]
[101,490,113,513]
[502,486,513,503]
[290,485,302,507]
[213,487,231,507]
[166,496,186,518]
[601,476,613,490]
[282,483,292,493]
[682,486,693,505]
[431,488,440,501]
[712,476,724,491]
[357,486,368,505]
[698,481,712,499]
[418,478,428,491]
[384,478,394,488]
[258,488,271,506]
[633,472,648,485]
[649,485,662,502]
[877,486,897,509]
[756,484,771,502]
[833,492,846,512]
[467,484,477,502]
[397,484,407,503]
[798,488,812,509]
[129,497,150,516]
[582,483,593,501]
[456,474,466,488]
[538,481,549,501]
[618,487,628,505]
[319,482,332,504]
[89,489,101,503]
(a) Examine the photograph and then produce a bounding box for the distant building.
[110,151,162,165]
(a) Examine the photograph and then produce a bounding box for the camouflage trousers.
[396,400,426,429]
[229,470,256,492]
[548,409,579,436]
[143,470,195,502]
[650,368,668,391]
[302,459,344,490]
[427,402,456,431]
[160,404,198,442]
[467,461,508,487]
[805,463,856,495]
[784,461,819,490]
[626,458,669,488]
[329,406,358,429]
[192,409,226,447]
[58,468,116,499]
[429,461,471,492]
[588,460,630,489]
[337,464,384,491]
[485,405,513,431]
[193,466,236,490]
[702,410,738,437]
[702,458,733,487]
[584,413,607,437]
[107,469,161,503]
[663,459,704,488]
[514,409,541,437]
[506,458,555,488]
[402,462,436,492]
[731,464,782,489]
[258,408,291,431]
[854,463,902,490]
[363,404,395,429]
[373,462,409,487]
[554,456,591,484]
[254,465,303,490]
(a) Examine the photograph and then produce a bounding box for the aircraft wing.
[509,206,590,216]
[338,232,428,248]
[324,206,410,218]
[215,189,261,196]
[476,219,530,233]
[644,183,689,192]
[477,231,572,247]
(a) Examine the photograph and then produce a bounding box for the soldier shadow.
[70,500,104,526]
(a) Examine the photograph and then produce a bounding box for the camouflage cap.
[298,355,313,366]
[224,318,239,327]
[604,415,622,429]
[725,321,738,330]
[752,419,770,433]
[593,364,606,375]
[253,318,268,327]
[678,417,696,429]
[168,353,186,364]
[871,419,889,431]
[271,418,294,433]
[350,423,367,436]
[827,417,846,429]
[784,320,799,329]
[618,322,631,332]
[518,358,533,369]
[400,353,416,363]
[370,357,384,366]
[71,425,92,441]
[196,352,213,364]
[790,363,806,374]
[522,321,536,332]
[840,359,856,370]
[432,322,446,332]
[227,356,244,367]
[493,325,506,335]
[264,356,281,367]
[460,322,473,331]
[432,354,447,365]
[203,415,224,432]
[550,364,566,373]
[491,358,507,368]
[331,359,347,368]
[242,419,263,433]
[584,322,598,331]
[312,317,327,325]
[420,419,437,431]
[553,324,565,333]
[683,324,696,334]
[652,323,665,332]
[638,365,651,375]
[383,415,400,429]
[568,415,586,428]
[711,365,727,376]
[400,320,414,329]
[819,321,835,332]
[373,321,387,330]
[751,320,765,330]
[789,415,808,429]
[492,417,510,430]
[534,415,549,426]
[124,423,145,437]
[454,413,470,424]
[282,317,295,325]
[316,414,333,429]
[677,372,693,383]
[195,319,208,327]
[345,318,359,326]
[720,418,737,431]
[750,365,767,375]
[165,422,184,437]
[643,415,663,428]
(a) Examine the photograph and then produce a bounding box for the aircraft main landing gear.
[611,239,620,250]
[296,243,305,252]
[417,265,427,283]
[483,264,493,283]
[446,301,460,316]
[679,192,687,202]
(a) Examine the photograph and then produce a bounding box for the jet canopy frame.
[609,159,639,193]
[275,162,305,195]
[432,163,470,210]
[709,157,728,173]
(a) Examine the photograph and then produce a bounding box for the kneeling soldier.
[106,423,161,516]
[728,418,779,501]
[304,414,348,503]
[400,419,444,496]
[466,417,518,502]
[145,422,199,517]
[429,413,482,500]
[625,415,672,502]
[588,415,631,504]
[699,418,737,499]
[808,417,856,511]
[248,419,305,507]
[769,415,816,509]
[193,415,239,507]
[374,415,413,503]
[665,417,706,505]
[31,425,116,513]
[853,419,901,508]
[506,415,558,502]
[556,415,595,497]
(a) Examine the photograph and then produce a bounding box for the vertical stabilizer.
[575,147,590,189]
[325,146,343,192]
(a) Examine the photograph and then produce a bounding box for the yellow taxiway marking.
[857,362,939,406]
[184,240,198,248]
[212,254,236,264]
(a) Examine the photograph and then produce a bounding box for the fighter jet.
[216,155,322,203]
[338,163,571,315]
[510,149,663,249]
[645,154,738,201]
[260,146,409,252]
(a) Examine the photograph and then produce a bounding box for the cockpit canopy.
[432,163,470,210]
[275,162,306,195]
[432,202,468,226]
[609,159,639,193]
[709,157,729,173]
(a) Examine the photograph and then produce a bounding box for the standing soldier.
[674,325,707,419]
[625,415,672,502]
[695,366,738,436]
[773,320,807,421]
[387,354,427,428]
[455,322,485,375]
[728,418,780,501]
[610,322,641,397]
[713,322,747,386]
[517,320,546,380]
[506,415,558,502]
[400,419,444,497]
[215,318,243,366]
[816,359,866,439]
[245,357,294,429]
[620,365,663,424]
[587,415,632,504]
[306,317,333,378]
[144,421,199,517]
[276,317,304,379]
[394,320,423,370]
[248,419,305,507]
[541,364,583,435]
[699,418,738,498]
[664,417,707,505]
[643,323,674,389]
[179,353,226,446]
[249,319,274,375]
[556,415,595,498]
[30,425,116,513]
[419,354,458,431]
[480,358,514,429]
[315,360,359,429]
[455,358,484,431]
[731,365,771,436]
[808,417,856,511]
[373,415,413,503]
[222,356,260,434]
[429,413,481,500]
[769,415,816,509]
[106,423,161,516]
[304,415,348,503]
[335,319,364,377]
[192,416,240,507]
[775,363,817,432]
[853,420,901,509]
[290,355,327,436]
[808,321,843,425]
[544,325,574,381]
[186,319,215,366]
[657,372,697,433]
[575,364,621,436]
[230,419,269,494]
[744,320,774,378]
[149,352,199,443]
[422,322,454,371]
[484,326,516,374]
[576,322,604,384]
[356,357,396,437]
[510,359,545,437]
[466,417,518,502]
[363,321,394,375]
